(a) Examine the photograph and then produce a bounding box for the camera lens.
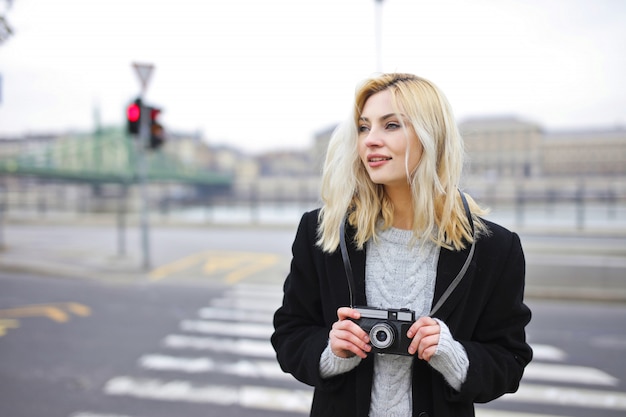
[375,330,387,342]
[369,323,394,349]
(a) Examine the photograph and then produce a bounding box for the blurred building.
[460,117,542,179]
[1,116,625,220]
[459,117,626,179]
[256,151,315,177]
[541,128,626,177]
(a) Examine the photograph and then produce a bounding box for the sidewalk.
[0,221,296,285]
[1,221,625,302]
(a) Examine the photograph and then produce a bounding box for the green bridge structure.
[0,129,233,191]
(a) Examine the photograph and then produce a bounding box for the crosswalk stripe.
[524,363,618,386]
[224,287,283,300]
[197,307,273,323]
[139,354,289,380]
[180,319,273,338]
[97,283,624,417]
[104,377,312,413]
[209,298,278,312]
[475,409,575,417]
[70,413,135,417]
[70,407,578,417]
[162,334,275,358]
[502,383,626,411]
[103,376,626,415]
[230,283,283,295]
[529,344,567,361]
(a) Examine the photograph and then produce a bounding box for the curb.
[525,286,626,303]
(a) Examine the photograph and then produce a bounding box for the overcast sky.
[0,0,624,153]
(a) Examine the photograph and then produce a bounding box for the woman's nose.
[363,127,383,147]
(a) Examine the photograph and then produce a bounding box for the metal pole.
[515,183,525,228]
[575,178,585,231]
[138,97,151,270]
[374,0,384,72]
[117,183,127,258]
[130,62,155,271]
[0,179,5,250]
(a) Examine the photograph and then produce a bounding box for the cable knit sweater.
[320,227,469,417]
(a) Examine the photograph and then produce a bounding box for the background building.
[1,116,625,229]
[460,117,543,179]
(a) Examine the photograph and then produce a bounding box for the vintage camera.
[352,306,415,356]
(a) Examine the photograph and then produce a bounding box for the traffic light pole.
[137,97,151,270]
[131,62,155,271]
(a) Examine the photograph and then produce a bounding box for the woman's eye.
[386,122,401,129]
[358,125,370,133]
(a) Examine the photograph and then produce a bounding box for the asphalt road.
[1,223,625,417]
[1,269,626,417]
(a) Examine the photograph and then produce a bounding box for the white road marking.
[529,344,567,361]
[197,307,272,323]
[162,334,275,358]
[209,298,279,312]
[94,284,626,417]
[70,408,579,417]
[70,413,136,417]
[502,383,626,411]
[225,285,283,300]
[104,377,312,413]
[104,377,626,415]
[523,363,619,386]
[591,334,626,350]
[70,408,576,417]
[475,409,575,417]
[139,354,289,380]
[180,319,273,338]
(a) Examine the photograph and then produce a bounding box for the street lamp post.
[374,0,384,72]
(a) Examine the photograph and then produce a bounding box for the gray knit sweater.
[319,227,469,416]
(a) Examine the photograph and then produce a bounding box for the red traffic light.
[127,102,141,123]
[126,98,142,135]
[150,107,161,120]
[126,98,162,138]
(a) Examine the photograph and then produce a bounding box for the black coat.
[271,209,532,417]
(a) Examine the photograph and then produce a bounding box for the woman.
[271,73,532,417]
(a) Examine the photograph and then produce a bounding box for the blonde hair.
[317,73,488,253]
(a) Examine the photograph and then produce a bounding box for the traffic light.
[126,99,165,149]
[149,107,165,150]
[126,98,142,135]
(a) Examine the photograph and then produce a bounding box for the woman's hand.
[407,316,440,361]
[328,307,372,359]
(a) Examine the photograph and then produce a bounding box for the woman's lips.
[367,155,391,167]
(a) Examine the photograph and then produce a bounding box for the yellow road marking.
[0,302,91,322]
[149,251,212,281]
[0,319,19,336]
[149,250,281,283]
[224,254,280,284]
[0,302,91,337]
[203,256,246,274]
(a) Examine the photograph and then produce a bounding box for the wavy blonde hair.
[317,73,488,253]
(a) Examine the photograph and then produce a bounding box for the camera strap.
[429,191,475,316]
[339,189,476,314]
[339,213,357,308]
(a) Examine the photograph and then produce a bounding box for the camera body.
[351,306,415,356]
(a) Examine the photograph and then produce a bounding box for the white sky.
[0,0,625,154]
